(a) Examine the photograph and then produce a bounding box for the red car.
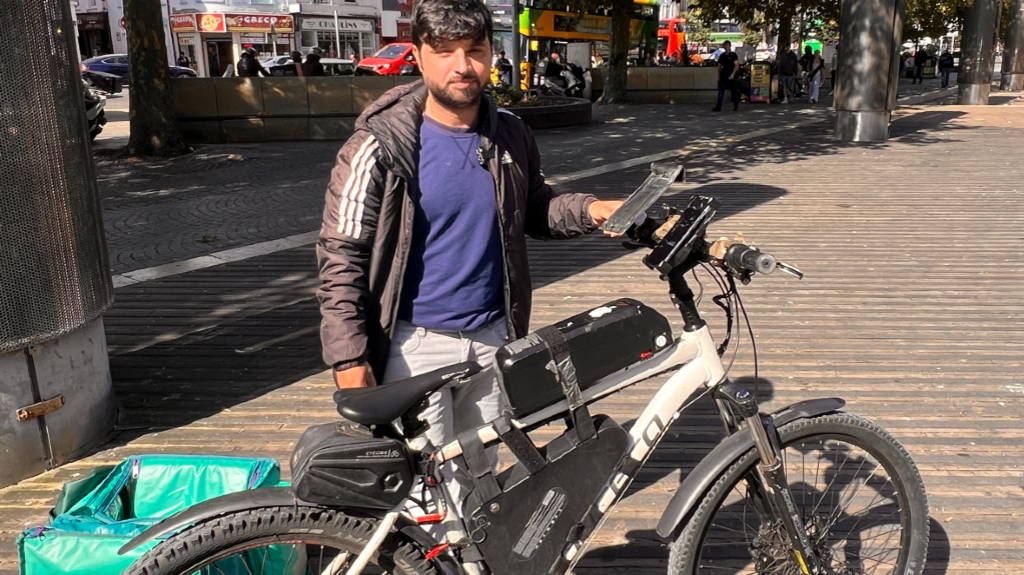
[357,43,417,75]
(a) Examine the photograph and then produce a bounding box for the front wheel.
[669,412,929,575]
[124,506,437,575]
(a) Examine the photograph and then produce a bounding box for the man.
[236,48,268,78]
[939,49,955,88]
[779,49,799,104]
[176,52,190,68]
[495,50,512,86]
[303,47,325,77]
[713,40,740,112]
[913,49,926,84]
[544,51,564,83]
[290,51,304,77]
[318,0,622,504]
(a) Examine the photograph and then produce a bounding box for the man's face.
[723,43,731,53]
[414,37,491,110]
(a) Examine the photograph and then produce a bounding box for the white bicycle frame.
[377,324,729,574]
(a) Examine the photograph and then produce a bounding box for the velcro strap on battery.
[494,412,546,475]
[536,325,583,409]
[535,326,595,441]
[457,428,501,503]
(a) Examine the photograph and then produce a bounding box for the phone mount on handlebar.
[601,163,685,235]
[643,196,720,278]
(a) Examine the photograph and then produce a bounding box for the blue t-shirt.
[397,115,505,330]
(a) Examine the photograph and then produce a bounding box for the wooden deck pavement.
[3,104,1024,574]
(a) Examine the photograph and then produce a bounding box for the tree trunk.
[125,0,190,156]
[599,0,632,104]
[776,4,794,100]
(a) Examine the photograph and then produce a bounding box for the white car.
[260,55,294,69]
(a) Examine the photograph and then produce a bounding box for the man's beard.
[425,74,485,110]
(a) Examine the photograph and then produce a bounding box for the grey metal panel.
[32,318,114,466]
[0,0,113,354]
[0,348,48,486]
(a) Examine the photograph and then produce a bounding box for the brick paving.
[91,79,955,275]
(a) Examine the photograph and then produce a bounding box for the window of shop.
[301,30,375,59]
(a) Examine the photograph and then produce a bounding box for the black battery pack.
[495,299,672,420]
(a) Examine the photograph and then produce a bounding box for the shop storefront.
[171,13,294,77]
[297,17,377,60]
[171,14,200,73]
[76,12,112,59]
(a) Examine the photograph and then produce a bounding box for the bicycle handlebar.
[725,244,776,276]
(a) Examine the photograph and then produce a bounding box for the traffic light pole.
[512,0,522,90]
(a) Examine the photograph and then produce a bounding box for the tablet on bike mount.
[600,162,685,235]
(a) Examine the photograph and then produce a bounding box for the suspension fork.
[713,380,826,575]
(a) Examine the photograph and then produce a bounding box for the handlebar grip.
[726,244,776,275]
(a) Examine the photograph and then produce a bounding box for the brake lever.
[775,261,804,279]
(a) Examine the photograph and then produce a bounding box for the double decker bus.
[657,17,687,57]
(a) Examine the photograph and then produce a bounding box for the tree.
[124,0,190,156]
[683,10,713,48]
[563,0,634,103]
[689,0,840,52]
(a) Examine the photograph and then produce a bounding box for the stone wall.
[172,76,420,144]
[590,67,720,104]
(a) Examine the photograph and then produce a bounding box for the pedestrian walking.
[236,47,269,77]
[912,50,925,84]
[807,50,824,104]
[291,51,304,77]
[303,47,325,77]
[495,51,512,86]
[713,40,740,112]
[939,49,954,88]
[779,49,799,103]
[176,52,190,68]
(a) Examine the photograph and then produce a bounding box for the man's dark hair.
[411,0,493,48]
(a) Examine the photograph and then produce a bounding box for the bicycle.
[119,164,929,575]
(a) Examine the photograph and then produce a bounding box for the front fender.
[119,486,301,555]
[654,397,846,539]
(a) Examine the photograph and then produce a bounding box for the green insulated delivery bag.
[17,454,293,575]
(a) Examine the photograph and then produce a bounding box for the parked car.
[268,57,355,76]
[357,43,416,75]
[80,54,197,84]
[261,55,294,69]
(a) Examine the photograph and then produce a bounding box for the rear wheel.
[669,413,929,575]
[124,506,437,575]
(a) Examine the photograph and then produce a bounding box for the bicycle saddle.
[333,361,483,425]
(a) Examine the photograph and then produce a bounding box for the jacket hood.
[356,80,499,181]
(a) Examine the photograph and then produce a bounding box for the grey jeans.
[383,318,509,511]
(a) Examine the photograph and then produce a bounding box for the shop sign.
[77,13,107,31]
[300,18,373,32]
[226,14,294,33]
[170,14,196,33]
[197,13,226,33]
[276,34,293,45]
[178,36,196,45]
[749,62,771,103]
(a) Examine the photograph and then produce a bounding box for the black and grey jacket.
[317,80,598,380]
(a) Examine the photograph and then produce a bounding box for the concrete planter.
[504,96,592,130]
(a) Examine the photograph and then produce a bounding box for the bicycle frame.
[427,323,728,572]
